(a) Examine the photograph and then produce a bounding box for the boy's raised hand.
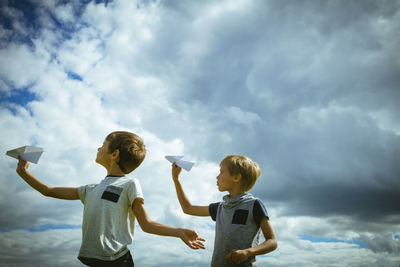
[16,156,29,173]
[179,228,206,250]
[172,162,182,181]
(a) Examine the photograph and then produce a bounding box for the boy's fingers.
[226,250,237,262]
[182,230,206,249]
[192,240,205,249]
[17,156,28,168]
[172,162,181,169]
[226,252,232,261]
[195,242,205,249]
[187,241,201,250]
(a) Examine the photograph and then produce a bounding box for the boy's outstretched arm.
[226,217,278,264]
[171,163,210,216]
[132,198,205,249]
[16,157,79,200]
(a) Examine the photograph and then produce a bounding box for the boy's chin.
[95,159,105,167]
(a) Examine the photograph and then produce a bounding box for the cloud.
[0,228,82,267]
[1,0,400,266]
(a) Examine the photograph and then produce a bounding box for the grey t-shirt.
[77,175,143,261]
[209,193,269,267]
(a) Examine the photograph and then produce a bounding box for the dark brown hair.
[220,155,261,191]
[106,131,146,174]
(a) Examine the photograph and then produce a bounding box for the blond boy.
[16,131,205,266]
[172,155,277,266]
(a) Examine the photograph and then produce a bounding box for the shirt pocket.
[231,209,249,225]
[101,185,123,203]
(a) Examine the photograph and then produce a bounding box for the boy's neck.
[107,162,125,176]
[228,187,246,197]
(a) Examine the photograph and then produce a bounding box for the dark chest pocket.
[101,185,123,203]
[232,209,249,225]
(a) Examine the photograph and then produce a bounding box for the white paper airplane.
[165,155,195,172]
[6,146,44,164]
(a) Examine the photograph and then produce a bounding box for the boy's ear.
[111,149,120,161]
[233,173,242,183]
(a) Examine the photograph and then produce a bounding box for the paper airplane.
[165,155,195,172]
[6,146,44,164]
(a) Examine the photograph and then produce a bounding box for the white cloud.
[0,44,49,88]
[52,3,75,24]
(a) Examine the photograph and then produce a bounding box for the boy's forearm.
[173,179,193,214]
[141,219,181,237]
[17,169,51,196]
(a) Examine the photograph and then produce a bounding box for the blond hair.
[220,155,261,191]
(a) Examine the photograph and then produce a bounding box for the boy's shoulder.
[112,176,141,189]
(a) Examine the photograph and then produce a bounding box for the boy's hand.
[172,162,182,181]
[226,249,250,264]
[178,228,206,250]
[16,156,29,174]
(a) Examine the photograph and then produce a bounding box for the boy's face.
[96,139,113,168]
[216,163,237,192]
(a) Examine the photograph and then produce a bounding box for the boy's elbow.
[141,226,151,234]
[42,186,52,197]
[182,205,195,215]
[40,187,52,197]
[271,238,278,251]
[182,207,191,215]
[139,220,154,234]
[274,240,278,250]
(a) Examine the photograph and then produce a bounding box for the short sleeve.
[77,184,97,204]
[209,202,221,221]
[253,199,269,227]
[128,178,144,205]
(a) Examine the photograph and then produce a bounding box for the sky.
[0,0,399,266]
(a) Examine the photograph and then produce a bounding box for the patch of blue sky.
[0,85,39,116]
[28,223,81,232]
[0,0,42,47]
[67,71,83,81]
[1,0,92,48]
[1,224,81,232]
[4,0,39,29]
[394,233,400,240]
[0,86,37,105]
[299,234,368,249]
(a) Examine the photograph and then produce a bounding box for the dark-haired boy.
[16,131,205,267]
[172,155,277,266]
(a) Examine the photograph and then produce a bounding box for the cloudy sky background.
[1,0,399,266]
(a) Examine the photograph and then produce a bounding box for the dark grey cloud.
[254,103,400,218]
[125,0,400,229]
[139,0,400,224]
